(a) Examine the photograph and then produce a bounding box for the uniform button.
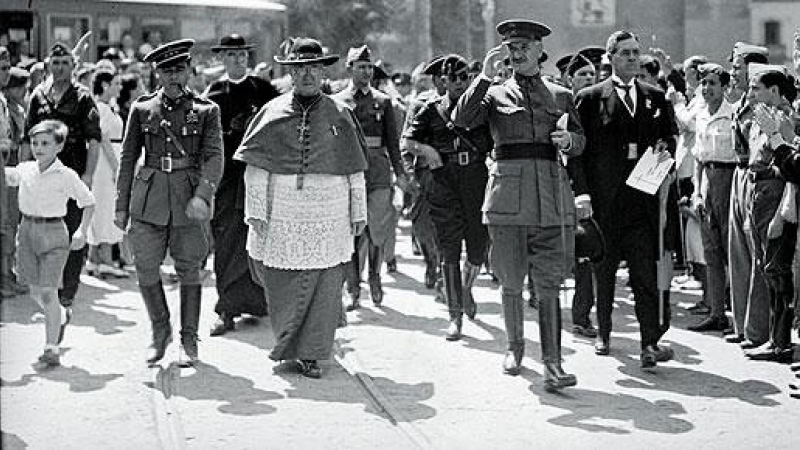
[166,137,171,142]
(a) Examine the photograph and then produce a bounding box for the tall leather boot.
[501,292,525,375]
[179,284,202,367]
[462,261,480,320]
[443,262,463,340]
[367,244,384,306]
[539,296,577,391]
[140,281,172,365]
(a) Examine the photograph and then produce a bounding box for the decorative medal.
[186,110,199,124]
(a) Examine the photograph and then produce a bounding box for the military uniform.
[403,54,492,339]
[116,39,223,366]
[333,45,405,308]
[453,20,584,389]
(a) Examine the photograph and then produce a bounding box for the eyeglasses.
[447,73,469,82]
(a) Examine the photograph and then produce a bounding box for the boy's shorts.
[17,217,70,288]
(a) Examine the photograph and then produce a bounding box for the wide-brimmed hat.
[212,34,254,52]
[274,37,339,66]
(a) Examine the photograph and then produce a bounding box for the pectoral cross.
[297,111,309,143]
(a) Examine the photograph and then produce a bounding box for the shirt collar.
[348,81,371,97]
[611,74,636,88]
[39,158,65,174]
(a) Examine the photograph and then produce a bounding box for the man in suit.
[116,39,223,366]
[571,30,678,369]
[453,19,584,390]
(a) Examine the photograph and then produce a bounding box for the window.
[764,20,781,46]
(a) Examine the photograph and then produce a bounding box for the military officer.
[402,54,492,341]
[453,19,585,391]
[115,39,223,366]
[333,45,406,310]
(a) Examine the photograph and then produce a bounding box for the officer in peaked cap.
[116,38,223,367]
[555,53,573,84]
[577,46,605,68]
[334,44,407,310]
[453,18,583,390]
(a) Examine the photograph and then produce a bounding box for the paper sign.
[625,146,674,195]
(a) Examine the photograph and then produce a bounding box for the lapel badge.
[645,98,652,110]
[185,110,199,124]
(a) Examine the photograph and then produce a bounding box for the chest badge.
[185,110,199,124]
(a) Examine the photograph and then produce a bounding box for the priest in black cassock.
[204,34,280,336]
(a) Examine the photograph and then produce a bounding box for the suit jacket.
[116,89,223,227]
[571,78,677,237]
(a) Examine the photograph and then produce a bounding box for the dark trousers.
[700,166,734,319]
[428,161,488,265]
[595,221,670,349]
[58,199,87,301]
[571,260,595,327]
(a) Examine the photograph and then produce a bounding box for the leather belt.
[494,143,557,161]
[702,161,740,170]
[22,214,63,223]
[144,155,196,172]
[748,167,780,182]
[440,151,484,166]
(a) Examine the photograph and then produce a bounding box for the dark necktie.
[617,83,635,114]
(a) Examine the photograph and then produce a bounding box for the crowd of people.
[1,18,799,397]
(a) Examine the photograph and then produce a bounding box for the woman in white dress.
[87,70,127,277]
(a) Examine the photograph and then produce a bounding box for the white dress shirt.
[611,75,637,116]
[5,159,95,218]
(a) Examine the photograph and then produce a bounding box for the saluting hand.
[482,45,507,79]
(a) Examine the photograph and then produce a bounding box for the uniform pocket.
[482,163,521,214]
[130,167,156,216]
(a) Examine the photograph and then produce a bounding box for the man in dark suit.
[571,30,678,368]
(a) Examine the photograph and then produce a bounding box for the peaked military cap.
[274,37,339,66]
[577,46,605,67]
[347,45,372,65]
[49,42,72,59]
[555,54,573,75]
[144,39,195,69]
[496,19,552,43]
[212,34,254,52]
[567,54,593,76]
[6,67,30,89]
[439,54,469,76]
[422,55,446,76]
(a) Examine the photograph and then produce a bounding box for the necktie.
[619,84,634,114]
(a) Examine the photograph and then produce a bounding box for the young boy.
[4,120,95,367]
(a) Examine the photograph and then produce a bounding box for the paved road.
[1,219,799,449]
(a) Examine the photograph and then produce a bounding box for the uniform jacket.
[25,81,102,176]
[403,93,492,157]
[452,73,585,226]
[116,89,224,227]
[570,77,678,236]
[332,84,404,190]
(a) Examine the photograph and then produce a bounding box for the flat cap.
[496,19,552,43]
[748,63,788,80]
[6,67,30,89]
[144,39,195,69]
[347,45,372,65]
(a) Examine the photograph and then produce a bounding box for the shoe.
[724,333,745,344]
[640,348,658,369]
[209,313,235,336]
[386,259,397,273]
[688,315,729,332]
[368,277,383,306]
[37,349,60,367]
[594,338,610,356]
[178,334,199,367]
[740,340,761,350]
[502,350,522,376]
[445,319,462,341]
[57,306,72,345]
[85,261,98,276]
[424,266,438,289]
[345,296,361,311]
[573,323,598,338]
[543,361,577,392]
[296,359,321,378]
[647,345,675,362]
[791,362,800,372]
[746,343,792,362]
[59,296,73,308]
[98,263,129,278]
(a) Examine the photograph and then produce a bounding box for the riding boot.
[462,261,481,320]
[539,296,577,391]
[179,284,202,367]
[443,262,463,340]
[140,281,172,365]
[501,292,525,375]
[368,244,384,306]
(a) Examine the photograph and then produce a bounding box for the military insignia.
[186,110,199,124]
[645,98,652,110]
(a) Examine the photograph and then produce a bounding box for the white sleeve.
[4,166,22,187]
[68,170,96,208]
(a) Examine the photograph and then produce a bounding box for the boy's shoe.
[98,263,129,278]
[38,349,60,367]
